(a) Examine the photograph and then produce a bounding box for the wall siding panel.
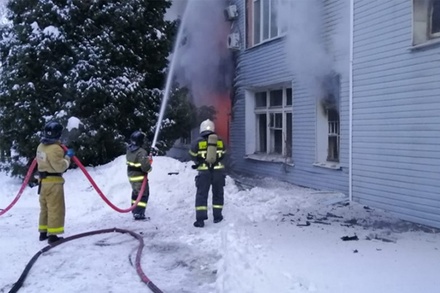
[353,0,440,228]
[230,0,350,194]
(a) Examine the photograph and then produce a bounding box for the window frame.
[314,73,341,169]
[250,0,282,47]
[254,87,293,157]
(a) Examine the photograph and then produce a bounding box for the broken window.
[255,87,293,156]
[316,73,340,166]
[327,109,340,162]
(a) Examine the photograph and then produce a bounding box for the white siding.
[352,0,440,228]
[230,0,350,194]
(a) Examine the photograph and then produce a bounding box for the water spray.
[151,1,192,150]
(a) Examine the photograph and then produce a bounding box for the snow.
[66,116,81,131]
[42,26,61,38]
[1,155,439,293]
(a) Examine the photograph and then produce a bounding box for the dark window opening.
[258,114,267,152]
[255,92,267,107]
[272,129,283,154]
[269,89,283,107]
[286,88,293,106]
[327,109,339,162]
[286,113,292,158]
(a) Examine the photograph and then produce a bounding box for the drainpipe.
[348,0,354,202]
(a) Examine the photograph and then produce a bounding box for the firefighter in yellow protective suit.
[189,119,226,228]
[36,121,74,244]
[126,131,152,220]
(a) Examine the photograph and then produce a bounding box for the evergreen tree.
[153,85,198,152]
[0,0,192,176]
[0,0,74,176]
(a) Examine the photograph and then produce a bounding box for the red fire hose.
[2,148,162,292]
[60,144,148,213]
[0,159,37,216]
[1,145,148,216]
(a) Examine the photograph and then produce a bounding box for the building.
[228,0,440,228]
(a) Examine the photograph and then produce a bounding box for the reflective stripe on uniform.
[39,225,48,231]
[127,161,142,167]
[47,227,64,234]
[131,200,147,207]
[129,175,145,182]
[213,205,223,209]
[197,162,225,171]
[196,206,208,211]
[199,140,224,149]
[191,138,226,170]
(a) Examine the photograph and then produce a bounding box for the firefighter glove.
[150,146,158,156]
[66,149,75,158]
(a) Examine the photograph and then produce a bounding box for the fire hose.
[2,147,162,292]
[1,144,148,216]
[0,159,37,216]
[7,228,163,293]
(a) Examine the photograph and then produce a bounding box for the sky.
[1,155,440,293]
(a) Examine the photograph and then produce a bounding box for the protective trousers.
[195,170,225,221]
[131,182,149,215]
[39,183,65,235]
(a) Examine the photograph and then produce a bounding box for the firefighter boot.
[213,215,223,224]
[39,232,48,241]
[193,220,205,228]
[133,213,146,220]
[48,235,63,244]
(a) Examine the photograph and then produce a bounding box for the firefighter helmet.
[199,119,215,134]
[43,121,63,139]
[130,131,145,146]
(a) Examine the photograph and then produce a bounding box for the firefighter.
[36,121,74,244]
[126,131,152,220]
[189,119,227,228]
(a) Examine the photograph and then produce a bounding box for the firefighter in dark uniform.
[36,121,74,244]
[126,131,152,220]
[189,119,226,228]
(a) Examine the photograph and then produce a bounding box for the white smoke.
[277,0,349,101]
[173,0,233,106]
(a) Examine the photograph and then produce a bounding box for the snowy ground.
[1,155,439,293]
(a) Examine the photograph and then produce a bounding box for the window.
[254,87,292,157]
[247,0,281,46]
[413,0,440,45]
[316,74,340,166]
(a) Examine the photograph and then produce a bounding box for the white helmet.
[199,119,215,133]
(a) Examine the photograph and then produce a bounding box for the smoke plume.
[277,0,349,103]
[173,0,234,106]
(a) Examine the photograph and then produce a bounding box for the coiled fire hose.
[7,228,163,293]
